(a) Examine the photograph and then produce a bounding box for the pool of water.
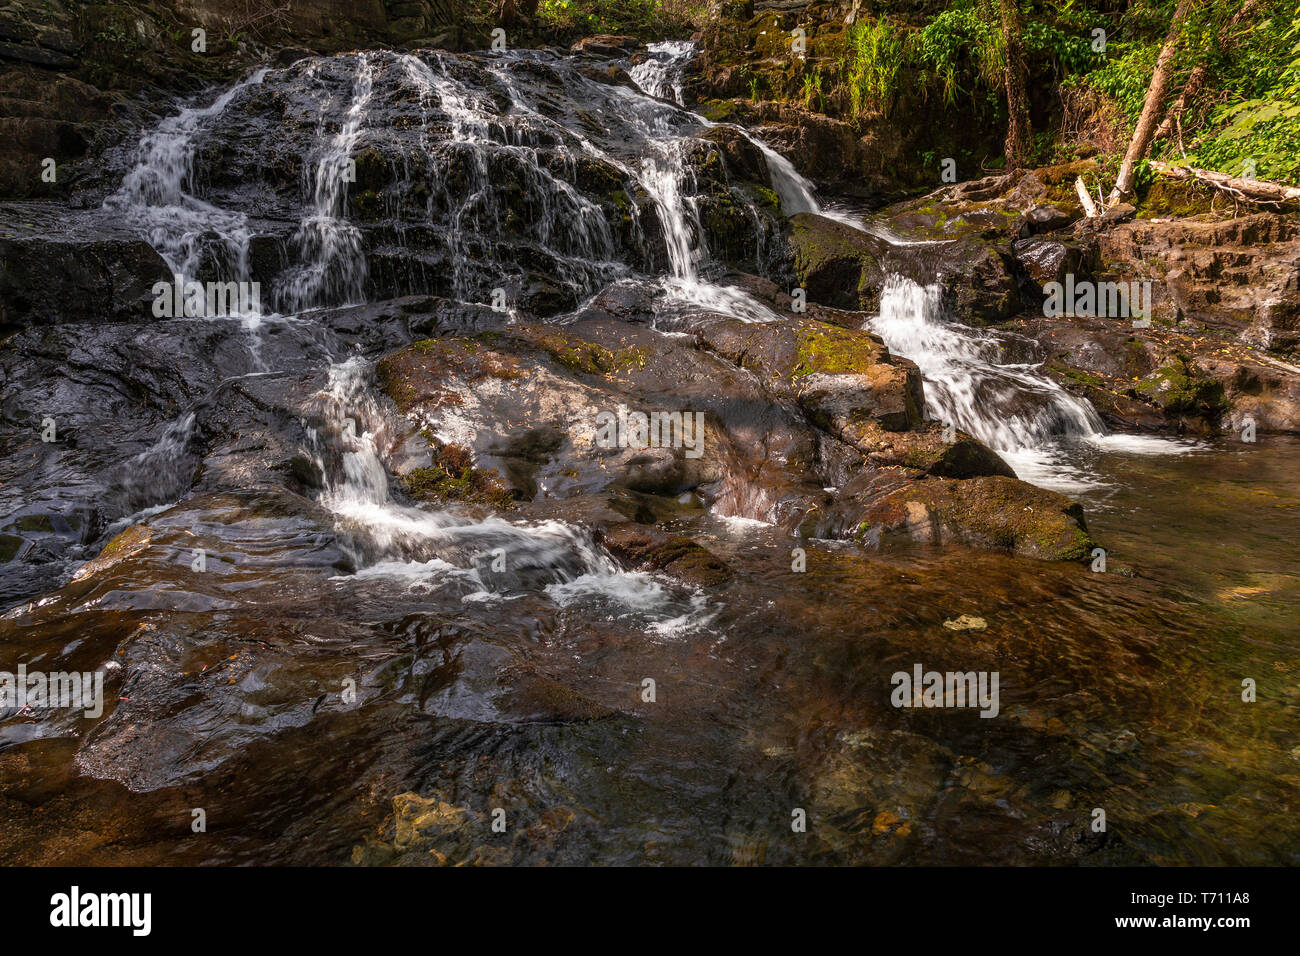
[2,436,1295,866]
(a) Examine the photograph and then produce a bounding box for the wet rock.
[0,224,170,328]
[570,35,643,57]
[788,212,890,311]
[697,125,771,190]
[851,422,1016,479]
[1012,236,1095,290]
[858,475,1096,561]
[1133,358,1230,423]
[508,674,622,722]
[69,524,150,582]
[600,524,732,587]
[686,312,924,434]
[1015,204,1077,237]
[942,615,987,632]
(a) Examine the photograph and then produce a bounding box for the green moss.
[99,524,150,557]
[524,328,650,376]
[14,514,54,533]
[377,338,523,412]
[792,324,883,377]
[1133,360,1229,419]
[403,440,514,510]
[878,476,1095,561]
[1048,362,1107,389]
[698,99,741,123]
[0,534,23,562]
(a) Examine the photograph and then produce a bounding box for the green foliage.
[1182,10,1300,183]
[1087,42,1161,120]
[535,0,700,38]
[911,2,1004,106]
[1083,0,1300,184]
[844,16,907,116]
[801,70,824,111]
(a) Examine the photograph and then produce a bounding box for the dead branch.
[1149,161,1300,208]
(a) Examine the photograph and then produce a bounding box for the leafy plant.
[845,15,907,116]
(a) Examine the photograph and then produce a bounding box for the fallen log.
[1074,176,1100,218]
[1150,161,1300,207]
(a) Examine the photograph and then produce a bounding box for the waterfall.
[869,275,1190,489]
[623,43,1195,488]
[104,69,268,296]
[870,275,1105,444]
[277,55,376,313]
[629,40,694,105]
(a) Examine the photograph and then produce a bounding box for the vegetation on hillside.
[686,0,1300,187]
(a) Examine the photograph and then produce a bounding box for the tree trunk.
[1108,0,1193,203]
[1153,0,1260,142]
[999,0,1031,170]
[1149,161,1300,207]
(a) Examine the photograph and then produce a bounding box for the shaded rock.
[788,212,890,311]
[0,227,170,328]
[570,35,643,57]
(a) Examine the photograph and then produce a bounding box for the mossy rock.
[1132,359,1230,421]
[402,438,514,510]
[792,323,888,377]
[518,326,651,377]
[376,337,523,412]
[864,476,1095,561]
[71,523,152,582]
[788,212,889,311]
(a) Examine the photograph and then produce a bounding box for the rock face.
[0,209,171,329]
[0,0,471,198]
[372,299,1089,559]
[788,213,890,311]
[1091,215,1300,352]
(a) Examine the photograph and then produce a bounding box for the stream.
[0,42,1296,866]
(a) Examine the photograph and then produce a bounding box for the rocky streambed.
[1,40,1298,866]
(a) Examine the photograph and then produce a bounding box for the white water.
[622,44,1199,491]
[107,41,1192,527]
[629,40,694,106]
[105,69,269,310]
[309,358,711,625]
[869,275,1195,492]
[278,55,376,313]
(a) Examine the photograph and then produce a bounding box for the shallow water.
[2,437,1295,865]
[1,43,1296,868]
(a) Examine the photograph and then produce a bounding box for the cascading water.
[277,56,376,313]
[622,43,1197,489]
[868,274,1195,490]
[869,275,1103,487]
[104,69,268,299]
[408,52,627,306]
[629,40,694,105]
[305,358,709,628]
